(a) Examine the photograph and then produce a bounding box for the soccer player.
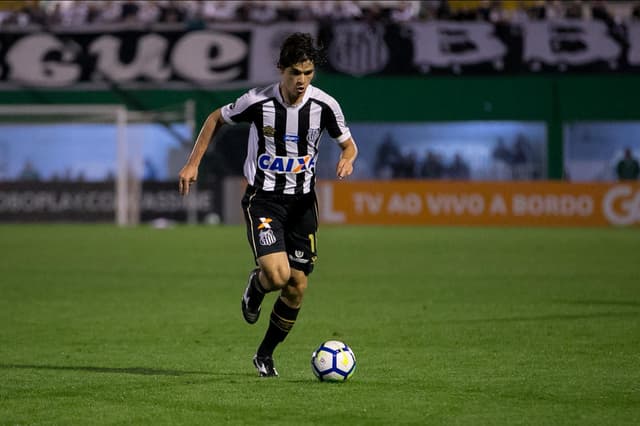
[178,33,358,377]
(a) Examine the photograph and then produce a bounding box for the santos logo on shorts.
[258,154,316,174]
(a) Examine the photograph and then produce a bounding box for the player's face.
[280,60,315,104]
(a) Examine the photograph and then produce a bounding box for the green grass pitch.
[1,224,639,425]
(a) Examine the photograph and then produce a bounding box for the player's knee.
[282,279,306,307]
[262,264,291,289]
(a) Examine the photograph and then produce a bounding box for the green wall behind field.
[2,74,639,179]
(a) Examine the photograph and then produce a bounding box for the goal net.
[0,102,194,226]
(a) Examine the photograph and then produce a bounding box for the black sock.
[257,297,300,357]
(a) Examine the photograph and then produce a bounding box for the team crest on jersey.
[307,128,320,144]
[263,126,275,137]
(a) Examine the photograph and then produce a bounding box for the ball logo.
[338,351,350,367]
[602,185,640,226]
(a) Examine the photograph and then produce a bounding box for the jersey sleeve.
[220,89,258,125]
[321,95,352,144]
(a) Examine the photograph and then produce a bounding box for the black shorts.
[241,185,318,275]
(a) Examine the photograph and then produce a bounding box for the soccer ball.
[311,340,356,382]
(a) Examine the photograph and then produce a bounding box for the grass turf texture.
[0,225,639,425]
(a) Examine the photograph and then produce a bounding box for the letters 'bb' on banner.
[316,181,640,227]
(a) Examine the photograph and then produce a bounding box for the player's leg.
[253,193,318,376]
[240,187,288,324]
[280,268,307,308]
[241,252,290,324]
[253,268,307,377]
[249,252,293,377]
[256,252,291,290]
[255,268,306,351]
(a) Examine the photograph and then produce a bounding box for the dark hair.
[277,32,325,69]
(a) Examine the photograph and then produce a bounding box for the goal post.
[0,102,194,226]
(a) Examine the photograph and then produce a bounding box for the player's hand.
[336,158,353,180]
[178,164,198,195]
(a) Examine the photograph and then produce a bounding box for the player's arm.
[179,108,226,195]
[336,137,358,179]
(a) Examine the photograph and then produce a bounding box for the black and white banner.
[0,19,638,88]
[0,22,316,89]
[321,19,640,76]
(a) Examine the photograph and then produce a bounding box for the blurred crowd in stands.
[1,0,639,28]
[372,132,540,181]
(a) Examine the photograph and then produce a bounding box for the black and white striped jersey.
[220,83,351,195]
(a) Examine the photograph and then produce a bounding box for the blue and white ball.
[311,340,356,382]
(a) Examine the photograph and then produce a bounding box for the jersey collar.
[274,83,314,109]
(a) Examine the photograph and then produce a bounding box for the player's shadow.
[0,363,214,377]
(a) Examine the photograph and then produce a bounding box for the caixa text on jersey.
[258,154,317,174]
